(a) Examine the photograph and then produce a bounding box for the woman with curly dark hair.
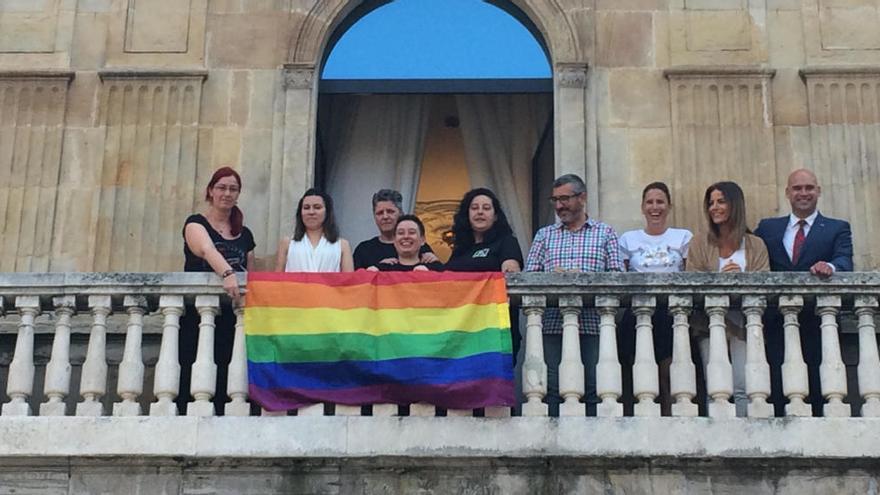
[445,187,523,273]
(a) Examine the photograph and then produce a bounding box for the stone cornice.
[663,66,776,79]
[0,70,75,81]
[1,416,880,459]
[98,69,208,81]
[800,65,880,79]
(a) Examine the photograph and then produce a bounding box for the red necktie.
[792,219,806,264]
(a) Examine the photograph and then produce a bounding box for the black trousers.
[177,305,236,416]
[765,312,824,417]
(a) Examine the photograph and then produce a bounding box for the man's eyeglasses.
[548,192,583,204]
[214,185,240,194]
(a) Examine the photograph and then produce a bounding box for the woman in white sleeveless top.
[274,188,354,272]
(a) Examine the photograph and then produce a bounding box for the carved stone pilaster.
[665,66,777,236]
[93,70,207,272]
[801,66,880,269]
[0,71,75,272]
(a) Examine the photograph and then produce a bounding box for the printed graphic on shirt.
[215,241,248,271]
[472,248,490,258]
[637,244,680,269]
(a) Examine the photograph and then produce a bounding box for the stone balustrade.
[1,272,880,420]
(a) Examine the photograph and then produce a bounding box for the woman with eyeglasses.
[181,166,256,414]
[183,167,255,300]
[687,181,769,417]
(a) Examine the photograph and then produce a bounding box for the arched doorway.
[314,0,554,260]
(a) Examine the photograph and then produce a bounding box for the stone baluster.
[225,303,251,416]
[298,404,326,416]
[446,408,473,417]
[558,295,585,416]
[150,295,184,416]
[188,295,219,416]
[779,295,811,416]
[336,405,364,416]
[2,296,40,416]
[742,296,772,418]
[854,296,880,417]
[668,296,698,417]
[704,295,735,418]
[76,296,112,416]
[816,295,848,417]
[113,296,148,416]
[595,296,622,417]
[40,296,76,416]
[521,295,548,416]
[409,404,436,416]
[632,295,659,416]
[484,406,511,418]
[372,404,399,416]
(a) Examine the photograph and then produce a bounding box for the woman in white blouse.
[619,182,692,415]
[275,188,354,273]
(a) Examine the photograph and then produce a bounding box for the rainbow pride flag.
[244,271,515,411]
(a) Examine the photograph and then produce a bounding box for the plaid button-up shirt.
[525,218,623,335]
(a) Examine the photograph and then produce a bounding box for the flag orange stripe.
[246,279,507,309]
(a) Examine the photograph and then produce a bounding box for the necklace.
[206,211,232,237]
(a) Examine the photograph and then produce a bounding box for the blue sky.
[321,0,551,79]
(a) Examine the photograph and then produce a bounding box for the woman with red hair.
[181,166,255,414]
[183,166,255,301]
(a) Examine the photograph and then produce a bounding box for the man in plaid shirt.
[525,174,623,415]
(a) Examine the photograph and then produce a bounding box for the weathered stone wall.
[2,417,880,494]
[1,0,880,270]
[1,457,879,494]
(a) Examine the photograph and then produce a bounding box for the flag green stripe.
[246,327,513,363]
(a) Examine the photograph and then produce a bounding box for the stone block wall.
[1,0,880,270]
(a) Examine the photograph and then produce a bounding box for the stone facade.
[2,0,880,270]
[2,417,880,494]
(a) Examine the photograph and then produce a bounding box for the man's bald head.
[785,168,821,218]
[787,168,818,188]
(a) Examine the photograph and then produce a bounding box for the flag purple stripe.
[249,377,515,411]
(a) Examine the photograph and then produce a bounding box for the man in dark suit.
[755,168,853,416]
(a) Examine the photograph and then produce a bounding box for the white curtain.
[456,94,552,253]
[321,94,431,246]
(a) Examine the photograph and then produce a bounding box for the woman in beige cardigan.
[687,181,769,416]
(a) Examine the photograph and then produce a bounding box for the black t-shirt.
[183,214,255,272]
[375,261,444,272]
[353,236,434,269]
[444,234,523,272]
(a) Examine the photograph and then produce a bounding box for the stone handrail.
[1,272,879,420]
[505,271,880,299]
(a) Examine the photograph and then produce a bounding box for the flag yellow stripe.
[245,303,511,336]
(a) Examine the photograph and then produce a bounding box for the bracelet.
[221,269,235,279]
